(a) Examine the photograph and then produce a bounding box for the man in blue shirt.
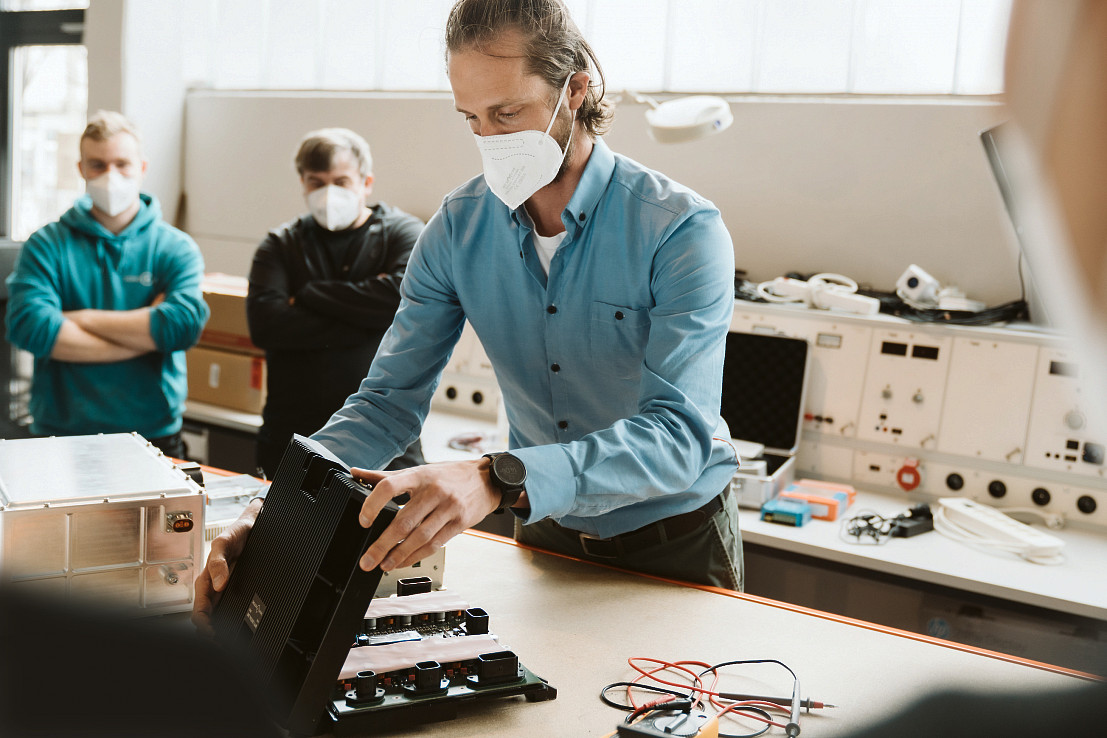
[5,110,209,458]
[194,0,739,626]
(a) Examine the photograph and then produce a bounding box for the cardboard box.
[187,345,267,414]
[199,273,261,355]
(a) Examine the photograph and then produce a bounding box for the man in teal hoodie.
[5,110,209,457]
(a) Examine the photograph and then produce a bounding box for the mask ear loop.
[544,74,574,138]
[546,74,577,162]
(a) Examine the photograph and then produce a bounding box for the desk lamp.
[624,91,734,143]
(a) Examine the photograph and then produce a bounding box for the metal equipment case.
[721,331,811,510]
[0,433,205,613]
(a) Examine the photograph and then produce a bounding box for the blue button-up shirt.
[314,139,737,538]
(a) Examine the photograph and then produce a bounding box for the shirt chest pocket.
[587,301,650,379]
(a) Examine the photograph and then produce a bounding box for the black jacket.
[246,203,423,443]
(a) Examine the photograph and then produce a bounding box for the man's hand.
[192,497,263,636]
[351,460,502,572]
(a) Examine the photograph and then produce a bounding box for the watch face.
[492,454,527,486]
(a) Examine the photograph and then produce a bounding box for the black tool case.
[720,331,811,509]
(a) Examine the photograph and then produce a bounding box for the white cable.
[757,273,861,304]
[756,279,801,303]
[807,272,859,292]
[805,273,856,311]
[994,506,1066,530]
[896,287,935,311]
[933,507,1066,565]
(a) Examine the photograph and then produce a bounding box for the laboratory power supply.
[729,300,1107,530]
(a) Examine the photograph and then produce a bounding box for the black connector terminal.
[890,518,933,537]
[397,576,433,596]
[467,650,523,688]
[890,503,934,538]
[464,607,490,635]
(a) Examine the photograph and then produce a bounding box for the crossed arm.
[52,295,162,363]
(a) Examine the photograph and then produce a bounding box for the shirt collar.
[564,138,615,235]
[508,138,617,236]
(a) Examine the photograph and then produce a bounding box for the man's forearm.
[50,319,147,363]
[63,308,158,352]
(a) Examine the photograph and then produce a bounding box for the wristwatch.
[483,452,527,514]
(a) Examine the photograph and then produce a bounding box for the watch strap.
[483,452,526,513]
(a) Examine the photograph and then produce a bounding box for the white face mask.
[86,170,140,218]
[307,184,362,231]
[474,75,575,210]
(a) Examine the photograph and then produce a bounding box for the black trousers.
[147,430,185,459]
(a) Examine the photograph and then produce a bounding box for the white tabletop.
[183,400,263,433]
[420,410,502,463]
[741,489,1107,620]
[346,531,1098,738]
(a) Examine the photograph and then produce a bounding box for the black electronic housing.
[211,435,556,737]
[211,436,396,737]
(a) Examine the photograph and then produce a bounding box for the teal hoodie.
[5,194,210,438]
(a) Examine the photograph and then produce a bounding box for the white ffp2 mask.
[86,170,140,217]
[475,75,575,210]
[307,184,362,231]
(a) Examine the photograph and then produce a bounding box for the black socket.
[464,607,489,635]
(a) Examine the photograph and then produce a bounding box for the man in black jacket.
[247,128,425,478]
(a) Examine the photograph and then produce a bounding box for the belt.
[555,488,727,559]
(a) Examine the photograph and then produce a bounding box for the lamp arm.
[622,89,660,109]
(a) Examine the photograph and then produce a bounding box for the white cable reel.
[756,273,879,315]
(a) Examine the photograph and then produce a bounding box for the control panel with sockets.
[1024,346,1107,479]
[731,300,1107,530]
[854,329,953,450]
[430,322,502,420]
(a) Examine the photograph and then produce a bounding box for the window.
[180,0,1012,95]
[3,0,87,8]
[0,4,87,239]
[9,45,88,241]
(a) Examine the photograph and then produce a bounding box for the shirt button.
[557,420,568,430]
[550,363,560,372]
[578,212,586,221]
[546,305,557,314]
[615,311,624,320]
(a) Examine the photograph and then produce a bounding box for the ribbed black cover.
[211,437,395,737]
[721,331,810,453]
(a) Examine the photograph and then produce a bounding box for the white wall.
[183,91,1020,309]
[85,0,189,226]
[83,0,125,115]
